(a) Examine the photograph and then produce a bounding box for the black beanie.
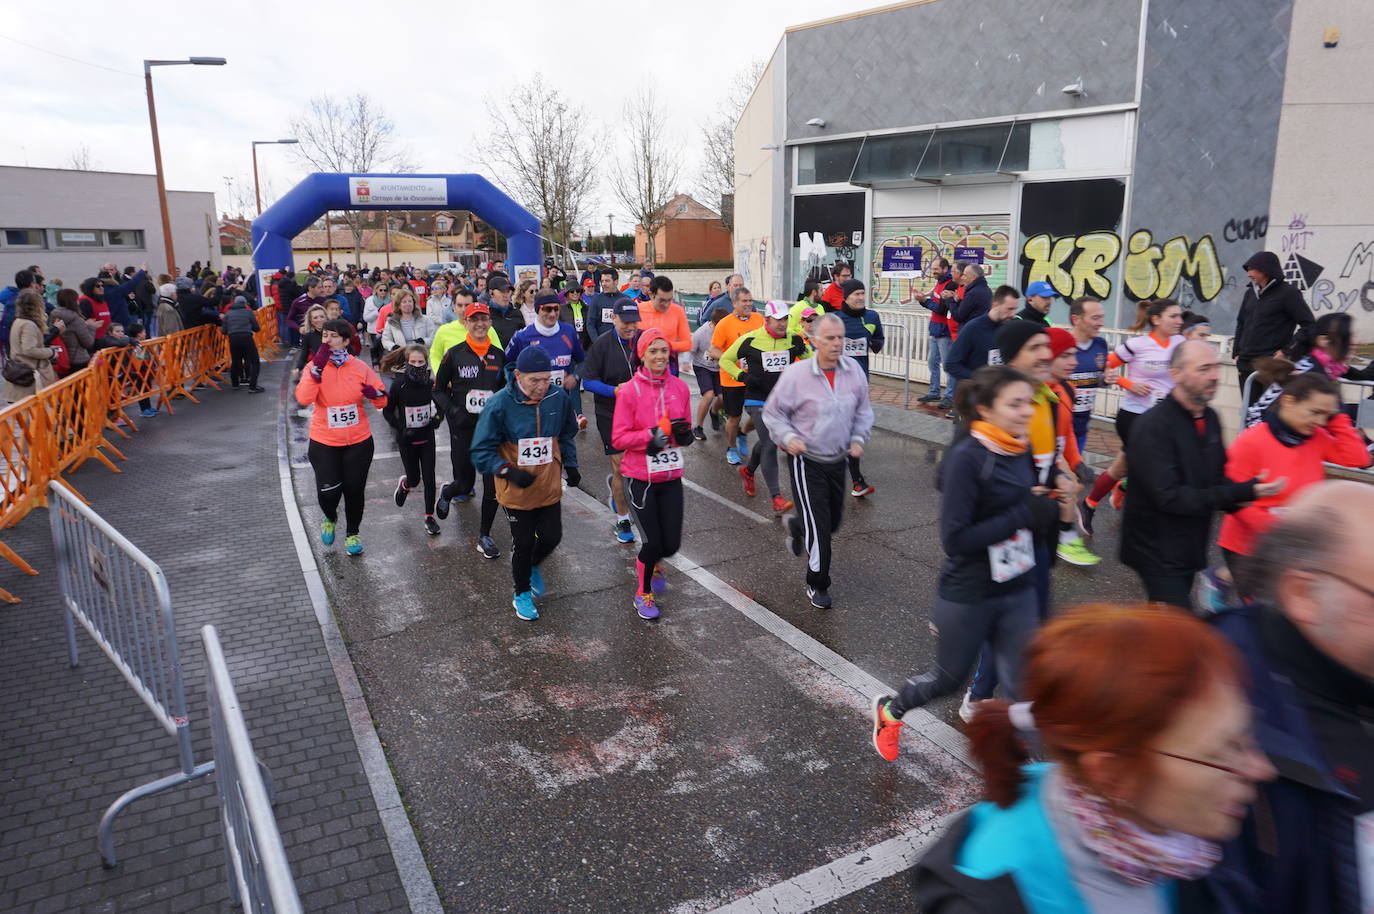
[534,290,561,308]
[997,318,1049,364]
[1242,251,1283,281]
[840,279,865,299]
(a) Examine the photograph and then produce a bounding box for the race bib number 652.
[517,436,553,467]
[843,337,868,357]
[988,528,1034,583]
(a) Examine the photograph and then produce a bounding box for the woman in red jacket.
[295,319,388,556]
[1220,372,1369,580]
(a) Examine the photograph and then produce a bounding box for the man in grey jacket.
[220,295,263,391]
[763,312,875,609]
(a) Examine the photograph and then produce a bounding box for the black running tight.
[443,425,498,536]
[399,436,437,515]
[625,476,684,593]
[307,437,374,536]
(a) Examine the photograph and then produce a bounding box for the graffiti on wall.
[1307,239,1374,314]
[1222,214,1269,243]
[869,221,1010,307]
[1019,229,1225,303]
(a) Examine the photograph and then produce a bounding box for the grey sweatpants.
[890,587,1038,715]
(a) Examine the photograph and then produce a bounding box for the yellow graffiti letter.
[1069,232,1122,299]
[1123,230,1161,301]
[1020,233,1074,294]
[1156,235,1223,302]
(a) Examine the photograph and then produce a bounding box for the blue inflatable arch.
[250,172,542,278]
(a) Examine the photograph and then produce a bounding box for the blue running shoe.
[634,593,660,620]
[320,520,336,546]
[345,535,363,556]
[725,447,742,465]
[529,565,546,597]
[614,518,636,544]
[736,434,749,461]
[513,591,539,621]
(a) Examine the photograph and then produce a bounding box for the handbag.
[3,358,35,387]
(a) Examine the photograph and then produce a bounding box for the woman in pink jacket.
[611,328,696,619]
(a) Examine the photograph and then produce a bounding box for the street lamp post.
[144,57,226,276]
[607,214,614,264]
[251,138,298,216]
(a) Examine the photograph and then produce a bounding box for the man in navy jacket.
[944,285,1020,383]
[951,263,992,325]
[1207,480,1374,914]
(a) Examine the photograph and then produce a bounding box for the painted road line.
[681,477,772,525]
[370,444,453,461]
[697,814,956,914]
[563,485,973,912]
[275,381,444,914]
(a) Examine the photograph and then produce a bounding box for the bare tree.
[66,143,97,171]
[289,93,416,264]
[612,86,683,266]
[480,74,598,259]
[698,59,767,230]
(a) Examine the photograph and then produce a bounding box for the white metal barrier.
[47,480,276,869]
[203,625,302,913]
[869,306,1220,423]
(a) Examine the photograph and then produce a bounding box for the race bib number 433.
[646,447,684,473]
[517,436,553,467]
[327,404,359,429]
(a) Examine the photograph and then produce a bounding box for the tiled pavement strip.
[0,364,1107,913]
[0,358,419,913]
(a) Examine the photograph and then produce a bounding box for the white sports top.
[1113,333,1185,415]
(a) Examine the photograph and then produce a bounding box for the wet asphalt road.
[283,366,1148,913]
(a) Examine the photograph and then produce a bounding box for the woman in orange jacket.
[1220,372,1369,577]
[295,319,388,555]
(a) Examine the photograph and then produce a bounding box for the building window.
[2,229,46,248]
[104,230,144,248]
[675,203,688,214]
[55,230,102,248]
[437,217,450,231]
[797,139,864,185]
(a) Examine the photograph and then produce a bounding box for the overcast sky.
[1,0,878,231]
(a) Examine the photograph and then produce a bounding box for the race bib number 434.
[517,436,553,467]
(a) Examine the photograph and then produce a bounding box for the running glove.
[670,419,694,447]
[646,428,671,455]
[361,384,384,400]
[565,467,581,488]
[310,344,331,371]
[497,463,536,487]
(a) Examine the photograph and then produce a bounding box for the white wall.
[1267,0,1374,339]
[0,166,217,285]
[733,48,782,301]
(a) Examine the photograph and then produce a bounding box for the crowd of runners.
[271,245,1370,913]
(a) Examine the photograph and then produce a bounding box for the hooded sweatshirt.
[610,365,693,482]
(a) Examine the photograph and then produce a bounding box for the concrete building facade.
[734,0,1370,334]
[0,166,217,284]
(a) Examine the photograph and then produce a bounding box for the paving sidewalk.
[0,359,411,913]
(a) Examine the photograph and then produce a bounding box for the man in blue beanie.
[470,343,581,621]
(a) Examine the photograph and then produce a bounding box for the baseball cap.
[487,277,512,292]
[464,302,490,318]
[1025,280,1058,299]
[800,306,819,319]
[612,297,641,320]
[763,300,790,319]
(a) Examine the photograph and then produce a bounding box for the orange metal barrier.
[0,306,280,602]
